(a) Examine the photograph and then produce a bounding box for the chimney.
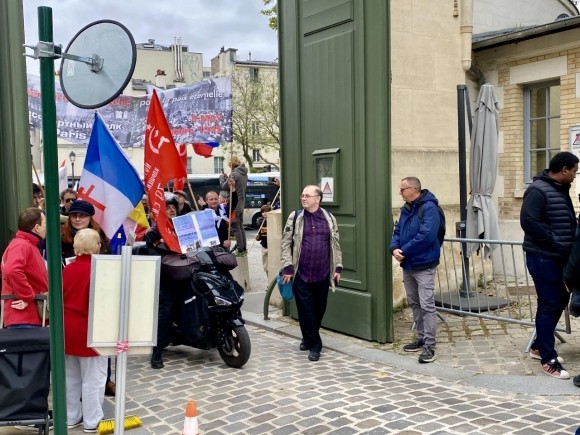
[155,69,167,88]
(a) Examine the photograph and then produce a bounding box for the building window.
[252,149,262,162]
[249,67,259,81]
[251,122,260,136]
[214,156,224,174]
[524,81,560,183]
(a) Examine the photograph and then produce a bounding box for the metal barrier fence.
[435,237,571,340]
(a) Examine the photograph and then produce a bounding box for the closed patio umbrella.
[466,83,501,258]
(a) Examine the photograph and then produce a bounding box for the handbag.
[276,271,294,301]
[211,247,238,270]
[275,209,300,301]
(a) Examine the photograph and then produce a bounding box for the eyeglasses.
[64,198,76,203]
[399,187,414,193]
[300,194,319,199]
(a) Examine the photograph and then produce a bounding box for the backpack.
[418,203,446,246]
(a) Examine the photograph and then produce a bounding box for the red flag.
[173,177,185,191]
[173,144,188,191]
[144,90,186,252]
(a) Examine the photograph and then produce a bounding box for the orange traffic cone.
[182,400,199,435]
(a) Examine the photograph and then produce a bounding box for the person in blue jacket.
[390,176,441,363]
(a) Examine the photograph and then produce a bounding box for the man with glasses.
[280,185,342,362]
[521,151,578,380]
[390,177,441,364]
[60,188,77,216]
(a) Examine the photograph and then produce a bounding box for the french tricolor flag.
[76,113,144,239]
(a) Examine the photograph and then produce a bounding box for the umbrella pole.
[456,85,472,297]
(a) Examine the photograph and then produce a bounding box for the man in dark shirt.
[60,188,77,216]
[520,151,578,380]
[280,185,343,362]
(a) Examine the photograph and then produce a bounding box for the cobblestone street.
[83,325,580,434]
[1,231,579,434]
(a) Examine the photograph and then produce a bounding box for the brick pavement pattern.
[61,325,576,435]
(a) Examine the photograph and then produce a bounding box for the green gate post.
[0,0,32,252]
[37,7,67,434]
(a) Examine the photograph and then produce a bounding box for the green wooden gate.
[279,0,392,342]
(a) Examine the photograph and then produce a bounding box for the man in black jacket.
[201,191,231,249]
[520,151,578,380]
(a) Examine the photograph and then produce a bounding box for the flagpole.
[227,147,234,243]
[186,179,200,211]
[31,159,45,198]
[247,186,280,254]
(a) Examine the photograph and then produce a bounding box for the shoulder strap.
[417,203,425,220]
[291,209,301,252]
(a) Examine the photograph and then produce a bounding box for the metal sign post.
[36,7,67,434]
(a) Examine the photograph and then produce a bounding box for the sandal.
[105,381,116,397]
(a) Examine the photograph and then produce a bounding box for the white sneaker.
[529,349,564,363]
[542,359,570,379]
[67,420,83,429]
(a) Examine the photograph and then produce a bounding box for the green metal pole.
[37,7,67,434]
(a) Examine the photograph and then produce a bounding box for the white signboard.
[88,255,160,355]
[570,125,580,155]
[173,209,220,253]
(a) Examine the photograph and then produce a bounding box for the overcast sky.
[23,0,278,74]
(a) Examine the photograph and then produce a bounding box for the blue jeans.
[525,253,570,364]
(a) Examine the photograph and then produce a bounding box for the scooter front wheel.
[217,325,251,368]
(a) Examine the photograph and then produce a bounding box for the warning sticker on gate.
[321,177,334,202]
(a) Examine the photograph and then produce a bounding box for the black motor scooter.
[169,247,251,368]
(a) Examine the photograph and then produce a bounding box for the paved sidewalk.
[3,321,578,435]
[1,233,579,434]
[240,229,580,395]
[243,296,580,397]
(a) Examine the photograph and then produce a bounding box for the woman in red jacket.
[63,228,106,432]
[1,207,48,328]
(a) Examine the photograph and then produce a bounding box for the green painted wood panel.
[280,0,391,342]
[0,0,33,253]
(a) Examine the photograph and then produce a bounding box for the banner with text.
[27,74,232,147]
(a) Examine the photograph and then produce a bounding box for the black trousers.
[156,276,187,350]
[293,273,329,353]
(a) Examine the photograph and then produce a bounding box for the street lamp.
[69,150,76,187]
